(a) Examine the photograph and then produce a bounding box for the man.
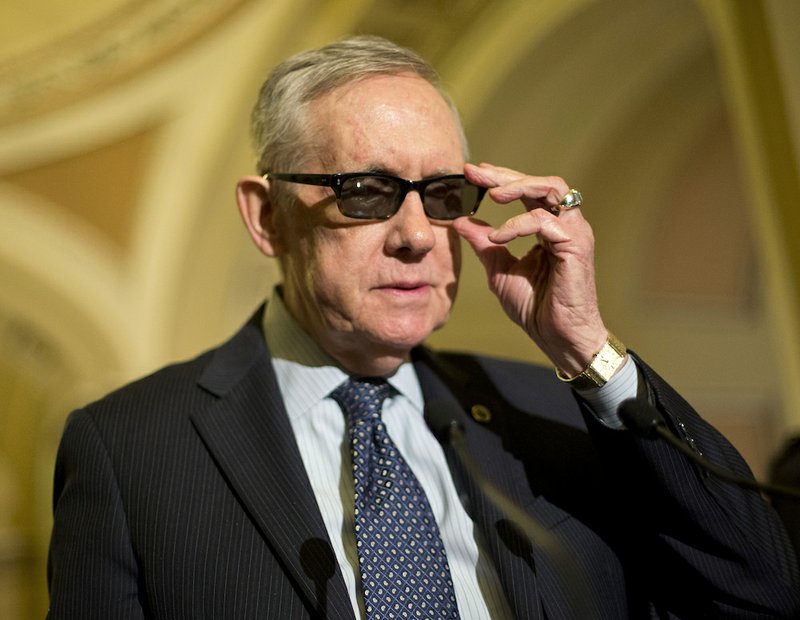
[770,435,800,558]
[48,35,798,618]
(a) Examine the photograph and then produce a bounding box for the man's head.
[249,35,468,177]
[237,36,472,376]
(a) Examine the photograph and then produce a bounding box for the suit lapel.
[185,310,580,619]
[414,347,547,620]
[190,309,353,618]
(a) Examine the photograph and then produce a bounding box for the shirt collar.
[263,288,424,420]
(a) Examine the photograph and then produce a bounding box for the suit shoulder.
[422,348,578,417]
[434,349,563,390]
[438,350,552,376]
[73,308,269,426]
[73,349,217,424]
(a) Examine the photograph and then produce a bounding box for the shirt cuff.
[573,355,637,430]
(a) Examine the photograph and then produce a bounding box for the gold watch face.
[586,339,626,386]
[555,333,627,389]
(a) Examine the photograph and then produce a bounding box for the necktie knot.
[330,377,393,425]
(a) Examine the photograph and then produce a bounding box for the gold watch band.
[555,332,627,390]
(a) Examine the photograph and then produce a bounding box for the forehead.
[304,72,465,172]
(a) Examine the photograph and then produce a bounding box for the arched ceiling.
[1,2,799,616]
[0,0,797,428]
[0,0,796,410]
[0,0,249,124]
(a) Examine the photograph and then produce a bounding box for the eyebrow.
[364,165,393,175]
[358,166,462,179]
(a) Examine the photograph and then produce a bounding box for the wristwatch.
[556,332,627,390]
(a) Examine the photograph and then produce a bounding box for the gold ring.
[550,188,583,214]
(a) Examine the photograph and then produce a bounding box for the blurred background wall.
[1,0,798,616]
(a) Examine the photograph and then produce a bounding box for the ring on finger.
[550,188,583,214]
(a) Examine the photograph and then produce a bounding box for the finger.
[488,208,571,245]
[452,216,495,251]
[465,162,524,186]
[552,204,584,219]
[491,180,565,210]
[465,163,569,208]
[453,217,517,273]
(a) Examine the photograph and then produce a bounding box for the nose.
[385,191,436,257]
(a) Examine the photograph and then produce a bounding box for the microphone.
[424,401,552,545]
[424,399,591,618]
[300,538,337,616]
[618,399,800,500]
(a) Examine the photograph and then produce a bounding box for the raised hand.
[454,162,609,376]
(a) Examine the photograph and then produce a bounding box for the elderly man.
[48,36,798,619]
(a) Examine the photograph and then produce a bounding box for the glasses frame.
[263,172,485,220]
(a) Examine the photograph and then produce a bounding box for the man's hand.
[454,162,608,376]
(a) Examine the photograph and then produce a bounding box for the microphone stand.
[441,419,592,619]
[619,399,800,500]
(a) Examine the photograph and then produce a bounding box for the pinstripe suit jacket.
[47,307,799,618]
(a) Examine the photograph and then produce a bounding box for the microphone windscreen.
[618,399,666,438]
[300,538,336,580]
[423,399,466,443]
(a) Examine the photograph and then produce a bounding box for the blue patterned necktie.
[331,377,460,619]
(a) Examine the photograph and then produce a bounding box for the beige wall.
[1,0,798,616]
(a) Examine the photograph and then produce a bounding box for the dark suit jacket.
[47,307,799,618]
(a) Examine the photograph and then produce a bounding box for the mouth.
[377,281,431,296]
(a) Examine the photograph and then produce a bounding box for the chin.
[370,317,444,351]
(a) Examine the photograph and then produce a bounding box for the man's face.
[274,72,465,374]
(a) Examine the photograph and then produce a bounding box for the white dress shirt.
[263,291,637,618]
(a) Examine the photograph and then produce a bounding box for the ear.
[236,175,285,257]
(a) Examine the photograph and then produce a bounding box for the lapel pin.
[470,404,492,423]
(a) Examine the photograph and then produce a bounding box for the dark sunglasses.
[264,172,486,220]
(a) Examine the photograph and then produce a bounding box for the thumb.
[453,217,516,275]
[453,216,497,253]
